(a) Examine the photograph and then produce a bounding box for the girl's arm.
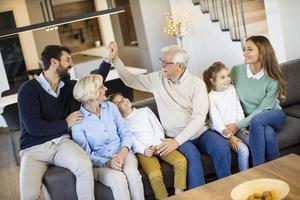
[209,94,229,138]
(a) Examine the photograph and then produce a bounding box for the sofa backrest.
[133,97,159,119]
[280,59,300,108]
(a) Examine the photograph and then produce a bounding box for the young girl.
[229,35,286,166]
[108,93,187,200]
[72,74,144,200]
[203,62,249,171]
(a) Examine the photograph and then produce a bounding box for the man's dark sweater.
[18,62,111,150]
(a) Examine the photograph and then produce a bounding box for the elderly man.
[109,42,231,189]
[18,44,114,200]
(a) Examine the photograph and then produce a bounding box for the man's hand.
[157,138,179,156]
[106,41,118,61]
[144,147,154,157]
[228,135,239,152]
[66,111,82,128]
[223,123,238,135]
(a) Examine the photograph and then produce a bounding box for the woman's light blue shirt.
[71,101,133,167]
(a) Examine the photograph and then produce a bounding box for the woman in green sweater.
[227,35,286,166]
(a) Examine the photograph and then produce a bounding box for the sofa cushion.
[277,115,300,150]
[133,97,159,119]
[280,59,300,108]
[283,104,300,118]
[43,166,78,200]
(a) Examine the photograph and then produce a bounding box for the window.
[0,11,28,90]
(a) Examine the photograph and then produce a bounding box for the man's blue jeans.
[178,130,231,189]
[248,109,286,166]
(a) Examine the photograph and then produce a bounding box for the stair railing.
[195,0,247,44]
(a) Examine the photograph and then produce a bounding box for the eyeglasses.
[159,58,174,65]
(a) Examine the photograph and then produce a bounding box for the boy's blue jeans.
[178,130,231,189]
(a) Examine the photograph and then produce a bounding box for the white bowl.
[231,178,289,200]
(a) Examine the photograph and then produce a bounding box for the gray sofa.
[43,59,300,200]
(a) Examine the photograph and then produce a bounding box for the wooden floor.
[0,90,152,200]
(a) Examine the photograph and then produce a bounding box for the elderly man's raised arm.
[113,58,158,92]
[106,41,157,92]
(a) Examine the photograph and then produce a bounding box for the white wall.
[265,0,300,62]
[277,0,300,61]
[169,0,244,76]
[1,0,40,70]
[109,0,175,72]
[138,0,177,72]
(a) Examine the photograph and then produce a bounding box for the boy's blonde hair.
[73,74,103,104]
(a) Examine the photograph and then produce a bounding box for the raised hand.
[66,111,83,128]
[106,41,118,61]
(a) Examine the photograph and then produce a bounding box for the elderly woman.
[72,74,144,200]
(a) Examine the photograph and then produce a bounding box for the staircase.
[192,0,268,46]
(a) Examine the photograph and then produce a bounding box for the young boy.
[109,93,187,199]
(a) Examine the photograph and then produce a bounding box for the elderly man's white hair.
[161,45,189,66]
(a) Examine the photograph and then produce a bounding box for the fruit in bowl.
[231,178,289,200]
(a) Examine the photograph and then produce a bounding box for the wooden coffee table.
[167,154,300,200]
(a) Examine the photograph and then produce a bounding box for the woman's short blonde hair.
[73,74,103,104]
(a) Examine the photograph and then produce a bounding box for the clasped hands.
[106,154,124,171]
[106,147,128,171]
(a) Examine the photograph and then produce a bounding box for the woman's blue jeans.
[178,130,231,189]
[248,109,286,166]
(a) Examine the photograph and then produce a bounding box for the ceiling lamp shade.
[0,7,125,38]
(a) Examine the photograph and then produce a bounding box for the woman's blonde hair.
[246,35,286,101]
[73,74,103,104]
[203,62,228,92]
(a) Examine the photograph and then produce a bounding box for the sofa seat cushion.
[283,104,300,118]
[277,115,300,150]
[43,166,78,200]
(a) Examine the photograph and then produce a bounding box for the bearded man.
[17,45,113,200]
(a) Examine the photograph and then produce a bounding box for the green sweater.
[231,64,281,129]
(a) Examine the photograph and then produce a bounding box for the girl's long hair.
[203,62,227,92]
[246,36,286,101]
